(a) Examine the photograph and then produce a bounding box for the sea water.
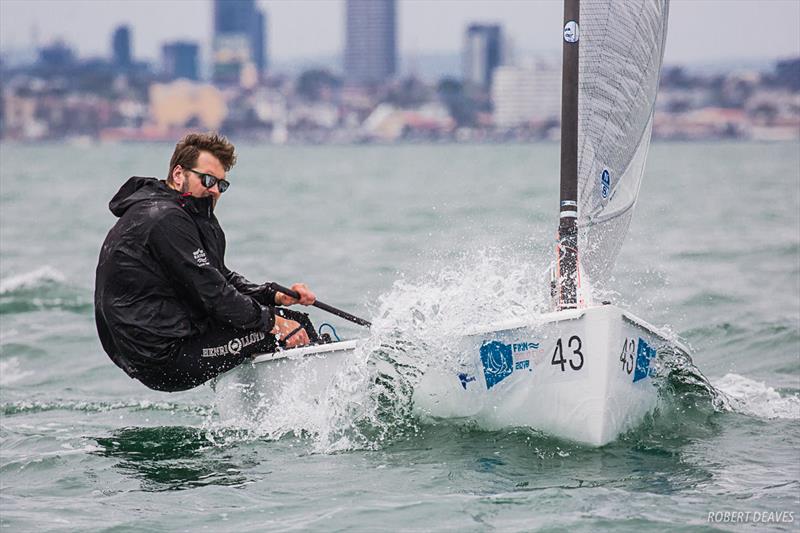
[1,142,798,531]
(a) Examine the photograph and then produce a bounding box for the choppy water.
[1,142,798,531]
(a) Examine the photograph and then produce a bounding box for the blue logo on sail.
[633,338,656,382]
[601,169,611,199]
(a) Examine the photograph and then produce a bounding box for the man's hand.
[271,315,310,348]
[275,283,316,306]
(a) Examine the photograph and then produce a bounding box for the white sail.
[577,0,669,283]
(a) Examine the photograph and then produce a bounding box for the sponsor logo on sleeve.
[193,248,209,267]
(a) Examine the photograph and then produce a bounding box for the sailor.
[94,132,316,392]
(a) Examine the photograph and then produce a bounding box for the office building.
[212,0,267,84]
[344,0,397,86]
[492,63,561,128]
[38,41,74,69]
[112,25,132,69]
[464,24,503,90]
[162,41,199,81]
[252,9,266,74]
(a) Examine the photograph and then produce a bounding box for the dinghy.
[215,0,687,446]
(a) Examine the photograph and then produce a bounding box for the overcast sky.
[1,0,798,66]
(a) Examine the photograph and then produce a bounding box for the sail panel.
[577,0,669,283]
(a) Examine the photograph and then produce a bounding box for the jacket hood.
[109,176,215,218]
[109,177,174,217]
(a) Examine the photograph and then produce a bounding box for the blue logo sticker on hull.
[633,338,656,382]
[458,373,477,389]
[480,340,514,389]
[477,340,538,389]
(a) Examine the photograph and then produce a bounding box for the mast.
[557,0,580,309]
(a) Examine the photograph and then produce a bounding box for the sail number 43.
[551,336,584,372]
[620,338,635,375]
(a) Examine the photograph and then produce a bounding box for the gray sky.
[1,0,798,66]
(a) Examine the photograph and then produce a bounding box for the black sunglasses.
[184,168,230,193]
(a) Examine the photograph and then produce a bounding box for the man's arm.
[148,212,274,332]
[223,269,280,307]
[222,269,313,346]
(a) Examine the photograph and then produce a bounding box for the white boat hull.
[213,304,688,446]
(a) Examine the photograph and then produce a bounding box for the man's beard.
[179,180,216,209]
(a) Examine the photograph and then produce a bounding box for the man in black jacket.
[95,132,315,392]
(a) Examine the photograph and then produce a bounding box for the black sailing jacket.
[95,176,277,376]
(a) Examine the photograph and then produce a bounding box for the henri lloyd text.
[202,331,266,357]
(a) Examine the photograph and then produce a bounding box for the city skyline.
[1,0,799,70]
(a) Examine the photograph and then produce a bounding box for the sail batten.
[576,0,669,284]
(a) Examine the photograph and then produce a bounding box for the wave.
[712,373,800,420]
[0,266,91,314]
[0,357,34,386]
[90,426,251,492]
[0,266,66,293]
[639,347,799,423]
[1,398,214,416]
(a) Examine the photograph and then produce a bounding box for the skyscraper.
[344,0,397,86]
[463,24,503,90]
[252,9,266,74]
[112,25,132,69]
[162,41,199,81]
[212,0,267,84]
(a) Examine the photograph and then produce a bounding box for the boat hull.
[213,305,687,446]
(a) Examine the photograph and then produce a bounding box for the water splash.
[209,248,551,452]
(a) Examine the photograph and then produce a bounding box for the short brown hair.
[167,132,237,183]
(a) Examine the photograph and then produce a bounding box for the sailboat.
[214,0,688,446]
